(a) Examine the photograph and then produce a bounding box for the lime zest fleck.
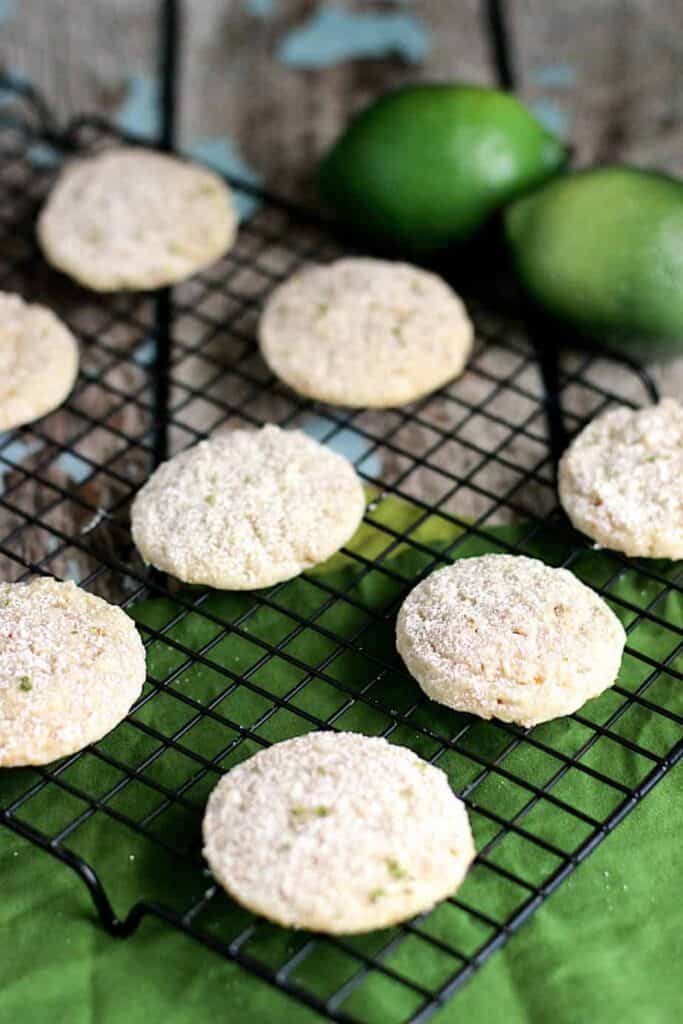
[205,493,217,507]
[386,857,408,880]
[290,804,331,821]
[368,887,385,904]
[18,676,32,692]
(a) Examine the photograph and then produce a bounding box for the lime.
[505,165,683,361]
[318,84,566,253]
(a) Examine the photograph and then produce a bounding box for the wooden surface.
[0,0,681,589]
[3,1,683,184]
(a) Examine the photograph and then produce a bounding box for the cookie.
[259,258,473,408]
[38,147,237,291]
[130,424,366,589]
[558,399,683,559]
[0,578,146,767]
[396,554,625,727]
[202,731,475,933]
[0,292,79,430]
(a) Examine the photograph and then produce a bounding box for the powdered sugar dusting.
[396,554,625,727]
[0,292,79,430]
[38,147,237,291]
[202,731,475,933]
[259,258,473,408]
[559,399,683,558]
[130,424,366,589]
[0,577,146,766]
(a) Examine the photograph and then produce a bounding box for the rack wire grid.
[1,15,682,1024]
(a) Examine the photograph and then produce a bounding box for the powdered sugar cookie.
[558,399,683,559]
[0,292,78,430]
[130,425,366,589]
[259,258,473,408]
[202,731,475,933]
[0,577,146,767]
[38,147,237,291]
[396,554,625,727]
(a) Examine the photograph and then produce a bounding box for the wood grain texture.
[3,1,682,177]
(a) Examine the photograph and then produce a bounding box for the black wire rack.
[1,4,682,1023]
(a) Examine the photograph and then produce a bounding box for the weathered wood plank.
[514,0,683,172]
[3,1,682,178]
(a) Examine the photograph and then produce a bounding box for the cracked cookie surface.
[259,258,473,408]
[559,399,683,559]
[0,292,78,430]
[38,147,236,291]
[396,554,625,726]
[0,577,145,766]
[130,425,366,589]
[203,731,475,933]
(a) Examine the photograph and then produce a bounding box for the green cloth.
[1,500,681,1023]
[2,770,680,1024]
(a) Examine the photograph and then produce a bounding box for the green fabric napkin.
[2,768,680,1024]
[1,498,681,1023]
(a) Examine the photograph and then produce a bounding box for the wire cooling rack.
[1,16,682,1024]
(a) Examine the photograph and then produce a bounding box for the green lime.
[505,165,683,361]
[318,84,566,253]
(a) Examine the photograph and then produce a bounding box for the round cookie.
[130,424,366,589]
[38,147,237,291]
[0,577,146,767]
[259,258,474,408]
[396,554,625,727]
[202,731,475,933]
[0,292,79,430]
[558,399,683,559]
